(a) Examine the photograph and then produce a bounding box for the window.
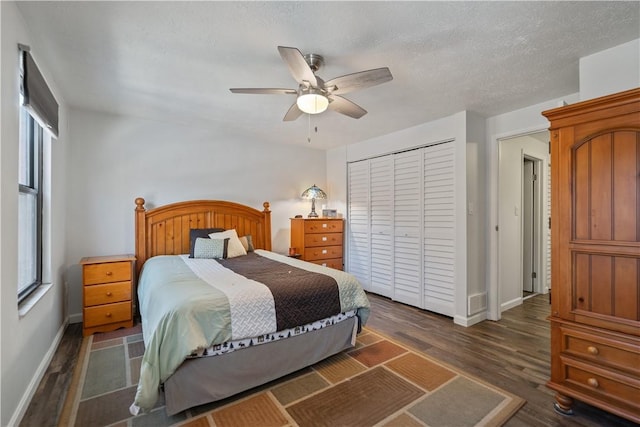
[18,108,44,303]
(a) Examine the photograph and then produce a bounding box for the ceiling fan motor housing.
[303,53,324,72]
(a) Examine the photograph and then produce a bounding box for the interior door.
[347,161,371,290]
[393,150,422,307]
[369,156,394,298]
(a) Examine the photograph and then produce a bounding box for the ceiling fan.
[230,46,393,121]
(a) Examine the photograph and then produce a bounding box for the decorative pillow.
[209,229,247,258]
[193,237,228,259]
[189,228,225,258]
[239,235,254,252]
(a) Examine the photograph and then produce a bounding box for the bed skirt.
[164,315,358,415]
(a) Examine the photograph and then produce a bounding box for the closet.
[347,141,456,316]
[543,88,639,422]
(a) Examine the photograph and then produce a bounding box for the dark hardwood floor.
[21,293,636,426]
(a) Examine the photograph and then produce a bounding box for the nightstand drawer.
[304,245,343,261]
[83,261,131,285]
[304,220,343,234]
[307,258,343,270]
[304,232,343,247]
[84,281,132,307]
[84,302,132,328]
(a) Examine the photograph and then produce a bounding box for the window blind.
[19,44,59,137]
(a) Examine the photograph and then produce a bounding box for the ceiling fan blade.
[283,103,304,121]
[324,67,393,95]
[277,46,318,87]
[230,88,297,95]
[327,95,367,119]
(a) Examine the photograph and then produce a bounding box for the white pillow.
[209,229,247,258]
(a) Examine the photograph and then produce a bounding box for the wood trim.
[542,88,640,129]
[134,197,272,277]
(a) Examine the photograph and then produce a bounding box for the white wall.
[580,38,640,101]
[64,108,327,322]
[465,112,487,317]
[1,2,68,425]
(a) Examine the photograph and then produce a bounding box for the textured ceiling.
[16,1,640,150]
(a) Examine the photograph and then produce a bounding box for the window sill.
[18,283,53,317]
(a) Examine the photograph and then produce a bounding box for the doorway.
[497,131,549,313]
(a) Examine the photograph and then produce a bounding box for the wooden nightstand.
[290,218,344,270]
[80,254,135,336]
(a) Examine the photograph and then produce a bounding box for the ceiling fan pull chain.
[307,113,312,143]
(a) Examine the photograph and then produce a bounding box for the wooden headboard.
[134,197,272,276]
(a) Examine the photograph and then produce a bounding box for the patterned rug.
[59,324,525,427]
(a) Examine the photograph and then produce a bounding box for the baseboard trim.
[454,311,487,327]
[69,312,83,324]
[9,317,69,427]
[501,297,522,313]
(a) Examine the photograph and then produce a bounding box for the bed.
[130,198,370,416]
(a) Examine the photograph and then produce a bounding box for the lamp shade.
[301,184,327,200]
[297,88,329,114]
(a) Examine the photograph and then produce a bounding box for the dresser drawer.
[304,245,343,261]
[84,281,131,307]
[84,302,132,328]
[563,362,640,410]
[304,232,342,247]
[561,326,640,376]
[307,258,343,270]
[304,220,343,234]
[83,261,132,285]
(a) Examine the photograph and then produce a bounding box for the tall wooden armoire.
[542,88,640,423]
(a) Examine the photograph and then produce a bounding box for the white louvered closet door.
[393,150,423,307]
[423,142,455,316]
[347,161,371,290]
[369,156,394,298]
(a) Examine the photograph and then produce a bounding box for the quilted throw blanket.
[130,250,370,414]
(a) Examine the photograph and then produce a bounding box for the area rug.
[59,325,524,427]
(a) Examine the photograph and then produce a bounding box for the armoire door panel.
[573,131,639,242]
[614,257,639,321]
[612,131,639,242]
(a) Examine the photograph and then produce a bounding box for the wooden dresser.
[290,218,344,270]
[542,88,639,423]
[80,254,136,336]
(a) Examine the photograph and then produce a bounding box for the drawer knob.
[587,378,599,388]
[106,292,113,297]
[106,312,112,318]
[587,346,599,355]
[106,271,113,276]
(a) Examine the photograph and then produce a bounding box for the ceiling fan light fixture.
[297,88,329,114]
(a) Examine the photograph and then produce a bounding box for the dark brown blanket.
[218,253,342,330]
